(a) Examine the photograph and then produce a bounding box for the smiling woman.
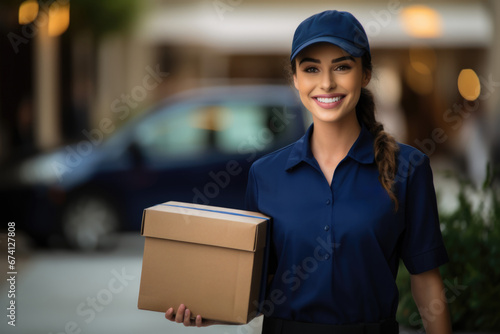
[165,10,452,334]
[291,43,371,186]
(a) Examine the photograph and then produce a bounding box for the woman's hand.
[165,304,219,327]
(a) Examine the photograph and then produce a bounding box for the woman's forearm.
[410,268,452,334]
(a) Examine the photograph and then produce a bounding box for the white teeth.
[316,96,342,103]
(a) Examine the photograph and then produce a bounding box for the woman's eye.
[336,65,351,71]
[304,67,318,73]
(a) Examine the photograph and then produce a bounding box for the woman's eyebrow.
[298,55,356,65]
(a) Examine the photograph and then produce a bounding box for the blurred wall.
[1,0,498,182]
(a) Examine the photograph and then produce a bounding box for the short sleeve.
[401,154,449,274]
[245,165,259,212]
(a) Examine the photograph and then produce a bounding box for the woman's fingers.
[165,307,174,321]
[183,308,192,327]
[175,304,186,323]
[195,315,203,327]
[165,304,212,327]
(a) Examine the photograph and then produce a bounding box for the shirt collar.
[285,122,375,171]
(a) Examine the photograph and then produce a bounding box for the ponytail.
[356,57,400,210]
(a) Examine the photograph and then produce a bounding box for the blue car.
[4,85,309,250]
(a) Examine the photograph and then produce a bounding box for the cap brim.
[291,36,365,61]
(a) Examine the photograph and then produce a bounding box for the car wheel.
[61,194,119,251]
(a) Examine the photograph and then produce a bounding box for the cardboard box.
[137,201,269,324]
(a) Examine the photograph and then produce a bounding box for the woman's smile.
[312,94,346,109]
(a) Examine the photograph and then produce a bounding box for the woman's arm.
[411,268,452,334]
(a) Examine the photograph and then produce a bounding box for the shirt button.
[324,225,330,231]
[326,199,331,205]
[324,254,330,260]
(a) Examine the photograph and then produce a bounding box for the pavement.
[0,233,263,334]
[0,232,491,334]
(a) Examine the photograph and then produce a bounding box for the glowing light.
[19,0,39,25]
[458,69,481,101]
[400,5,442,38]
[410,62,431,76]
[405,64,433,95]
[48,3,70,36]
[409,46,437,75]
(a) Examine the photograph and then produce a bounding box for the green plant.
[396,167,500,331]
[71,0,142,38]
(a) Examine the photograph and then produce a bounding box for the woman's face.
[293,43,370,125]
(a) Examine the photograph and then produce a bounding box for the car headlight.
[19,151,67,185]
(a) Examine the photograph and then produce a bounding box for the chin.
[314,110,346,122]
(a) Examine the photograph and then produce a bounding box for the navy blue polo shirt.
[245,123,449,325]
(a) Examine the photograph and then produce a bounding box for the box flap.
[141,201,269,252]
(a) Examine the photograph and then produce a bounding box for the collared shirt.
[245,123,449,325]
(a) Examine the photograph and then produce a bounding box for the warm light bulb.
[48,3,70,36]
[19,0,39,25]
[458,69,481,101]
[400,5,442,38]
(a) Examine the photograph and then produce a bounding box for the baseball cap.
[290,10,370,61]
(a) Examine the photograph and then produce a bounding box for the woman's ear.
[293,74,299,90]
[362,70,371,88]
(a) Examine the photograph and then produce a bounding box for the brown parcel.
[137,201,269,324]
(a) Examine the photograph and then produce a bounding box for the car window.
[135,105,211,161]
[216,103,295,154]
[134,102,298,163]
[215,104,265,153]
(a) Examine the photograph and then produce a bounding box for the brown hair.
[290,53,400,211]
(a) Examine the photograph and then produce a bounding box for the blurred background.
[0,0,499,333]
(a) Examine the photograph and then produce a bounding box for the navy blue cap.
[291,10,370,61]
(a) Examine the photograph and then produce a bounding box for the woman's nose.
[320,71,336,90]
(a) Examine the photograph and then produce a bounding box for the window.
[135,105,211,162]
[134,102,298,163]
[216,103,295,154]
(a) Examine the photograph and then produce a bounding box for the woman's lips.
[312,95,345,109]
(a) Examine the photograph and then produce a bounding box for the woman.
[166,10,452,334]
